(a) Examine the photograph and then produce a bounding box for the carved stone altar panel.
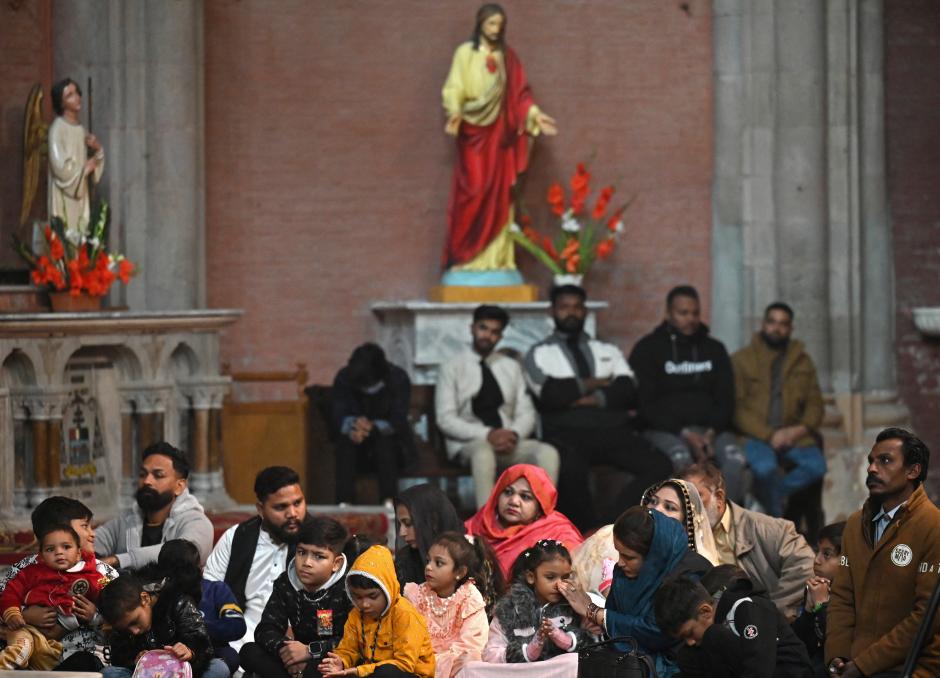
[371,301,608,384]
[0,310,241,524]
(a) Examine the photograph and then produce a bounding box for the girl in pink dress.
[404,532,502,678]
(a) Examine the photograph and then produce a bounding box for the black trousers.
[335,432,399,503]
[240,641,319,678]
[548,425,673,531]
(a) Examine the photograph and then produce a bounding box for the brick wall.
[0,0,51,270]
[204,0,714,383]
[886,0,940,461]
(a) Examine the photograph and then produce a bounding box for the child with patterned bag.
[318,545,435,678]
[404,532,505,678]
[0,523,109,670]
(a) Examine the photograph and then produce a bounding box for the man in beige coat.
[732,301,826,516]
[682,461,815,620]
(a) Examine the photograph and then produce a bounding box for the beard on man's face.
[262,516,303,544]
[760,331,789,350]
[135,486,175,513]
[554,314,584,335]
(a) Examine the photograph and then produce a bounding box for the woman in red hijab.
[465,464,583,579]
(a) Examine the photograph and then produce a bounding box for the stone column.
[52,0,206,310]
[0,388,13,518]
[18,392,68,506]
[179,380,231,508]
[711,0,905,520]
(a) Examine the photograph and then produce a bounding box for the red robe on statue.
[444,47,535,269]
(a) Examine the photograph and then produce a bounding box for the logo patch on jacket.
[317,609,333,636]
[892,544,913,567]
[70,578,90,596]
[664,360,713,375]
[743,624,759,639]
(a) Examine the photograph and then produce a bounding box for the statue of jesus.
[441,3,557,278]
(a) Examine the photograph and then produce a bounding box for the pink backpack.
[132,650,193,678]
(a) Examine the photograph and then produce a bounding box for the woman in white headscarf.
[570,478,719,598]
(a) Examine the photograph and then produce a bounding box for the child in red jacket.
[0,524,108,670]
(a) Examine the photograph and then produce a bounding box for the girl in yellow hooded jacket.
[319,545,435,678]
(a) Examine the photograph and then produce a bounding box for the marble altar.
[0,310,241,527]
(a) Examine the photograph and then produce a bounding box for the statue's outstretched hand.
[536,111,558,136]
[445,113,462,136]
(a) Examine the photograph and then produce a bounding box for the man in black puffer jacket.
[629,285,747,503]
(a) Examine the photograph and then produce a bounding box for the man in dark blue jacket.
[629,285,746,503]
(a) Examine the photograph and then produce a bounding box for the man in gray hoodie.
[95,441,214,569]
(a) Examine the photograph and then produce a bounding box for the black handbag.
[577,636,658,678]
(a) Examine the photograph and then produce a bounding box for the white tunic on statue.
[203,524,291,653]
[47,116,104,240]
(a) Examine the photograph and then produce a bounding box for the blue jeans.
[103,658,231,678]
[745,439,826,516]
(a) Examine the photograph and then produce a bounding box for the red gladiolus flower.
[77,245,90,270]
[560,238,580,261]
[596,239,615,259]
[592,186,615,220]
[542,237,558,260]
[570,163,591,193]
[565,253,581,273]
[49,237,65,261]
[547,182,566,216]
[519,214,532,227]
[118,259,135,285]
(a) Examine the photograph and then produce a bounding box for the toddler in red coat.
[0,523,108,670]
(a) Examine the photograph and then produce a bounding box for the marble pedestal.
[371,301,608,384]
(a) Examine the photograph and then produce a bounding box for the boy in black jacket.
[239,517,353,678]
[654,568,813,678]
[628,285,746,502]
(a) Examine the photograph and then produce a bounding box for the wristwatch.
[308,641,329,659]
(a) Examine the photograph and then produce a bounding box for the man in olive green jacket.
[731,302,825,516]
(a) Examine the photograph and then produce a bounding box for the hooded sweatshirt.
[333,545,435,677]
[628,321,734,434]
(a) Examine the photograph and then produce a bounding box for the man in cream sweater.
[436,305,559,508]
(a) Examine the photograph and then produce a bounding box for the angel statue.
[45,78,104,241]
[19,84,47,227]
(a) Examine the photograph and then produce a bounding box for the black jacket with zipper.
[628,321,734,434]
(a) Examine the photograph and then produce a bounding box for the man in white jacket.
[436,305,559,507]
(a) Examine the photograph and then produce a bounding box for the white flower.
[509,222,522,233]
[612,220,624,233]
[561,215,581,233]
[88,238,100,248]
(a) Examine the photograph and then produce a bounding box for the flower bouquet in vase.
[12,200,135,311]
[510,162,633,287]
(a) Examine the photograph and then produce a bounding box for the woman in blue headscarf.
[560,506,712,677]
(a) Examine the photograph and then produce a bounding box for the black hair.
[549,284,587,307]
[344,533,378,564]
[142,441,190,479]
[875,427,930,485]
[99,573,146,624]
[394,483,464,586]
[612,506,655,557]
[432,532,506,615]
[817,521,846,552]
[509,539,572,584]
[296,516,348,555]
[764,301,795,321]
[254,465,301,503]
[472,304,509,329]
[346,343,390,389]
[51,77,81,116]
[666,285,699,308]
[654,575,712,637]
[700,564,752,598]
[471,3,506,50]
[346,574,382,591]
[136,539,203,607]
[30,496,92,534]
[36,523,81,548]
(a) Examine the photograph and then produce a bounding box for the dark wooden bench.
[305,384,472,512]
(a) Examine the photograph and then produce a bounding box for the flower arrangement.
[510,162,633,281]
[12,200,135,298]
